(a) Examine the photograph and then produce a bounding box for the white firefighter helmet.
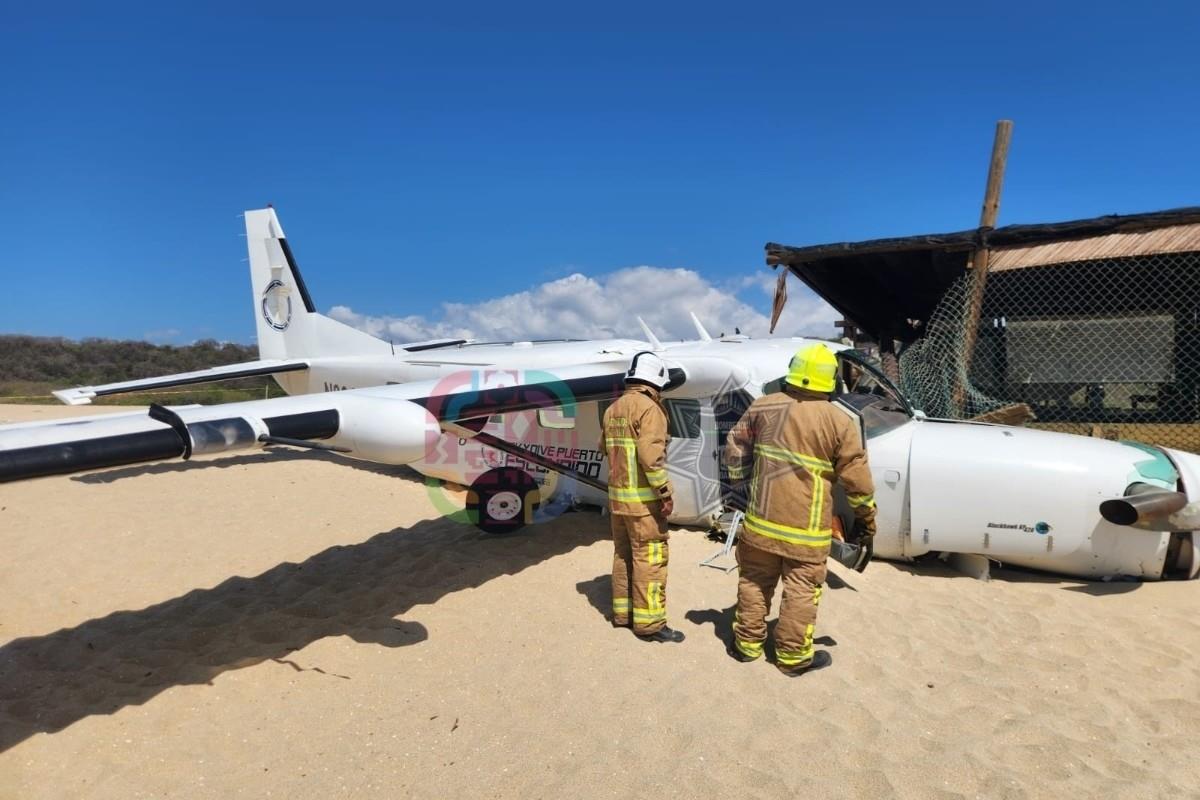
[625,351,670,389]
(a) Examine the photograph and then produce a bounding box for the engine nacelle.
[328,395,441,465]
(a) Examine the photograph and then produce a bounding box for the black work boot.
[636,626,685,643]
[726,643,758,663]
[778,650,832,677]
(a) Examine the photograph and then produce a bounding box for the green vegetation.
[0,335,285,405]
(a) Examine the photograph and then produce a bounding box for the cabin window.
[664,399,701,438]
[762,377,785,395]
[537,406,576,430]
[597,398,702,438]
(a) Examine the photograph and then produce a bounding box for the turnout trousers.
[610,512,669,635]
[732,539,827,668]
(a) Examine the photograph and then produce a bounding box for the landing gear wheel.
[467,467,540,534]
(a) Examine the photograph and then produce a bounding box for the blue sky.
[2,2,1198,344]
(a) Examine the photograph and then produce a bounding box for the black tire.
[466,467,540,534]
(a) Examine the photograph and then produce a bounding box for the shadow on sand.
[884,558,1144,595]
[578,567,847,656]
[685,605,838,662]
[0,511,607,752]
[575,575,612,622]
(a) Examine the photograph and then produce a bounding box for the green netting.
[897,268,1006,419]
[897,250,1200,453]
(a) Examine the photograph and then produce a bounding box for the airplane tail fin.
[245,207,392,360]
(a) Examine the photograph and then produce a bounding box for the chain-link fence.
[899,250,1200,453]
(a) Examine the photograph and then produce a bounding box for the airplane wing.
[52,359,311,405]
[0,364,641,483]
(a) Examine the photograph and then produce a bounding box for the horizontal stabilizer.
[53,359,310,405]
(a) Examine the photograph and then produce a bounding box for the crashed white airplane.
[1,208,1197,582]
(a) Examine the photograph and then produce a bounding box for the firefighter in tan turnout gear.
[724,343,877,675]
[601,352,685,643]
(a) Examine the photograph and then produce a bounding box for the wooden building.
[766,207,1200,451]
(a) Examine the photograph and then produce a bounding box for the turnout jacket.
[725,386,876,563]
[601,384,673,517]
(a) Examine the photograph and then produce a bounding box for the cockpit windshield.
[835,350,914,439]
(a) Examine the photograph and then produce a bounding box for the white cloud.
[328,266,838,344]
[143,328,182,344]
[732,272,780,298]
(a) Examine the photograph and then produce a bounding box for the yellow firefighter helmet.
[785,343,838,393]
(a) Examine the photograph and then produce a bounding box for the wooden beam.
[956,120,1013,414]
[978,120,1013,231]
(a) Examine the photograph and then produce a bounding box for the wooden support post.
[835,319,858,342]
[956,120,1013,413]
[978,120,1013,232]
[879,333,901,384]
[769,267,788,334]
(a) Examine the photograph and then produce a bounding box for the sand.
[1,402,1198,799]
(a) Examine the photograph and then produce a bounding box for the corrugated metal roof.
[989,223,1200,271]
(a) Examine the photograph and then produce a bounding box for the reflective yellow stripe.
[727,464,747,479]
[813,585,823,608]
[606,435,660,500]
[808,468,822,532]
[634,580,666,625]
[606,437,638,446]
[848,493,876,509]
[744,512,831,547]
[776,624,815,667]
[749,463,761,511]
[646,541,665,566]
[605,437,638,485]
[609,486,657,502]
[644,467,669,488]
[735,638,764,659]
[612,598,630,611]
[753,444,833,472]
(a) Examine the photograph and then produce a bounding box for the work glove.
[851,516,876,544]
[850,517,876,572]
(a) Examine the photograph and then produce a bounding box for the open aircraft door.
[833,350,917,560]
[663,397,722,524]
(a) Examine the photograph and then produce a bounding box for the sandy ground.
[1,403,1198,799]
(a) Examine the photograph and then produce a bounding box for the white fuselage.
[267,336,1200,581]
[864,418,1200,580]
[279,336,798,525]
